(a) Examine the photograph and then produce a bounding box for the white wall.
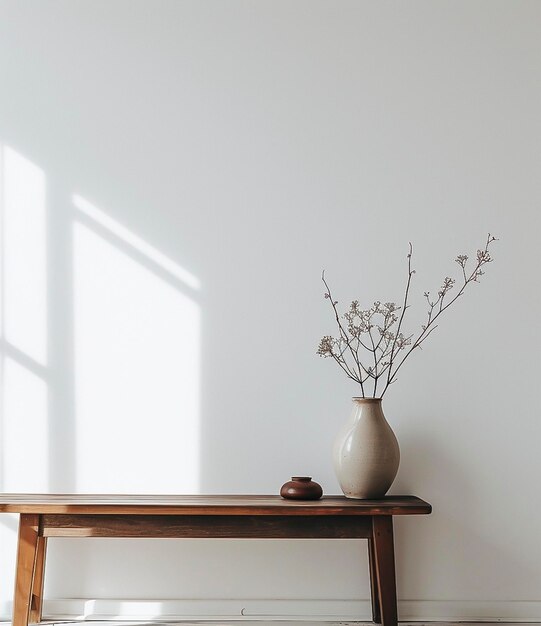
[0,0,540,620]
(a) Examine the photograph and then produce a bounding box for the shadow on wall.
[393,426,536,601]
[0,140,202,597]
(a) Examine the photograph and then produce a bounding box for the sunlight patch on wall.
[2,358,48,491]
[73,194,200,291]
[73,200,200,494]
[0,144,49,493]
[2,146,47,365]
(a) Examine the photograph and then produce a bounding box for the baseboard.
[0,599,539,622]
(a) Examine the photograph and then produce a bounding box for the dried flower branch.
[318,234,497,398]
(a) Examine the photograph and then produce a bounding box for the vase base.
[343,493,387,499]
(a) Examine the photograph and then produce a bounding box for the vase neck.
[351,397,385,420]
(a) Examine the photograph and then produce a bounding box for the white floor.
[1,618,374,625]
[0,620,475,625]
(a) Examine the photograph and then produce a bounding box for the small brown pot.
[280,476,323,500]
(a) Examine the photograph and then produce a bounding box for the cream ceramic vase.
[333,398,400,499]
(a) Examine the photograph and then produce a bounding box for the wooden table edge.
[0,494,432,516]
[0,506,432,515]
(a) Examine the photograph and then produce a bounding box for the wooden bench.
[0,494,431,626]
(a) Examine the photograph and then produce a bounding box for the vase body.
[333,398,400,499]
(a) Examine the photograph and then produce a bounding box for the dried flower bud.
[317,336,336,357]
[477,250,492,263]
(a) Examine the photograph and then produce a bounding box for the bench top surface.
[0,494,431,515]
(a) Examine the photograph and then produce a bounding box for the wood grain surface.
[0,494,432,516]
[41,514,373,538]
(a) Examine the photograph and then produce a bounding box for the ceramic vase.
[333,398,400,499]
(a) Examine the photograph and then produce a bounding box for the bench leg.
[29,537,47,623]
[372,516,398,626]
[13,514,40,626]
[368,536,381,623]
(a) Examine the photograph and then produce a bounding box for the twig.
[318,234,497,399]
